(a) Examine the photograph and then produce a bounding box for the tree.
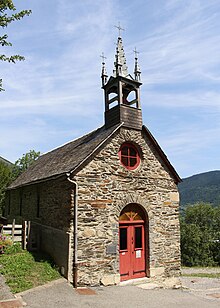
[180,203,220,266]
[0,150,40,215]
[181,221,214,266]
[0,161,13,215]
[0,0,31,91]
[13,149,40,177]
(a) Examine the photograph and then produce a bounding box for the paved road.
[16,277,220,308]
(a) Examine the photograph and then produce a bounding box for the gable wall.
[73,127,181,286]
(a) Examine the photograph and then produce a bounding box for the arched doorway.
[119,203,149,281]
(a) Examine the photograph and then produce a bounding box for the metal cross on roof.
[114,22,125,37]
[100,52,107,63]
[133,47,139,58]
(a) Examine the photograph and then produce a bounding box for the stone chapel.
[6,34,181,287]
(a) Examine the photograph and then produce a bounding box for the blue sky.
[1,0,220,178]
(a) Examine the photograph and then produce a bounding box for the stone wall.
[73,127,181,286]
[5,177,74,280]
[5,125,181,286]
[6,177,73,230]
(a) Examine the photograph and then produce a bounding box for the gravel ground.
[1,267,220,306]
[18,278,220,308]
[180,267,220,302]
[0,274,14,300]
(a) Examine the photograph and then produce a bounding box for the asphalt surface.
[15,277,220,308]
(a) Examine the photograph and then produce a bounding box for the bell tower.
[101,30,143,130]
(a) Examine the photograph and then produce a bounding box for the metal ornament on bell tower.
[100,52,108,87]
[101,26,143,130]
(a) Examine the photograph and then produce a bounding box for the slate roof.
[8,123,181,190]
[9,124,121,189]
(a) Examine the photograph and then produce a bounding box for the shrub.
[0,233,12,254]
[180,203,220,266]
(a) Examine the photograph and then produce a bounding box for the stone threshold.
[119,276,182,289]
[119,277,151,286]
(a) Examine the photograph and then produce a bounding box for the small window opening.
[135,227,142,249]
[120,227,127,250]
[119,143,140,170]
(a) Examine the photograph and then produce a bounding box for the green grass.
[0,243,61,293]
[183,273,220,279]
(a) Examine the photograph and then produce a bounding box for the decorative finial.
[133,47,139,59]
[113,29,128,77]
[100,52,107,63]
[114,22,125,38]
[100,52,108,87]
[133,47,141,81]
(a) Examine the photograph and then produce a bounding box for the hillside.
[179,170,220,208]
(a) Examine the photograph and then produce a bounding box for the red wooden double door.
[119,204,147,281]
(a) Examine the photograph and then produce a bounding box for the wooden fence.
[1,219,30,249]
[2,220,22,242]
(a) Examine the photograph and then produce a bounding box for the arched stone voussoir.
[115,193,151,217]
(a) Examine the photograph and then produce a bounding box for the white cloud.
[1,0,220,177]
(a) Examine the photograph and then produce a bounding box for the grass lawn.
[181,266,220,279]
[182,272,220,279]
[0,243,61,293]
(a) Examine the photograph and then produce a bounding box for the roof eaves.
[7,173,66,191]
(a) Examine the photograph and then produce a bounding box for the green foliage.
[179,171,220,208]
[4,241,22,254]
[181,203,220,266]
[0,0,31,91]
[0,150,39,214]
[0,233,12,253]
[0,246,61,293]
[183,272,220,279]
[13,150,40,177]
[0,161,13,215]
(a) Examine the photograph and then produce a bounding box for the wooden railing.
[1,219,31,249]
[2,219,22,243]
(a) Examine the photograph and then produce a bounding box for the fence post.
[12,219,15,242]
[22,221,27,250]
[27,221,31,250]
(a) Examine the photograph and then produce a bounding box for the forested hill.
[179,170,220,208]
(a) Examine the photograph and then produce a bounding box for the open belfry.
[6,28,181,287]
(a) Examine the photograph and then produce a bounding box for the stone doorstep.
[119,277,182,290]
[76,288,97,295]
[0,297,25,308]
[137,283,160,290]
[207,293,220,299]
[119,277,151,286]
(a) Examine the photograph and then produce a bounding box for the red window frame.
[119,143,140,170]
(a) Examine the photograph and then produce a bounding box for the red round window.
[119,143,140,170]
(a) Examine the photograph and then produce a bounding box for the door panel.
[119,226,130,279]
[132,225,145,277]
[119,223,146,281]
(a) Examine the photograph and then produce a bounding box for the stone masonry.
[5,125,181,286]
[72,127,181,286]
